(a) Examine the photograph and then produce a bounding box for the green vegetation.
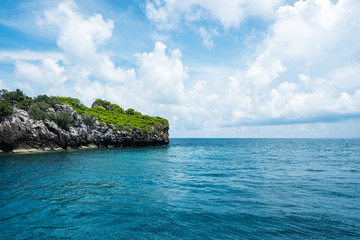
[0,88,28,116]
[57,96,169,133]
[0,89,29,103]
[28,102,49,120]
[0,100,13,116]
[92,98,111,110]
[53,112,72,130]
[125,108,135,115]
[33,95,60,107]
[83,113,95,126]
[0,89,59,116]
[92,99,125,114]
[16,98,33,111]
[0,89,169,134]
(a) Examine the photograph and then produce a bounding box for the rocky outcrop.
[0,104,169,153]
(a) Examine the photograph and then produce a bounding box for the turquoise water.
[1,138,360,239]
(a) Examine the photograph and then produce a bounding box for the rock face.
[0,104,169,153]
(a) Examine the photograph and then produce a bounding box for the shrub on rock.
[17,99,34,111]
[53,112,72,130]
[83,113,95,126]
[28,102,49,120]
[0,100,14,116]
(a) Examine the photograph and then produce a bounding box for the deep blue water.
[1,138,360,239]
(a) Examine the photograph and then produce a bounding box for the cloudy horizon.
[0,0,359,138]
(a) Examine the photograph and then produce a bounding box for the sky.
[0,0,360,138]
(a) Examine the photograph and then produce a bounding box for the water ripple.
[1,139,360,239]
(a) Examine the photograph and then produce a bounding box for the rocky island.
[0,89,169,153]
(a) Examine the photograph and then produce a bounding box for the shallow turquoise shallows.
[1,138,360,239]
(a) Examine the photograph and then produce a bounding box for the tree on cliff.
[0,100,13,116]
[1,89,28,103]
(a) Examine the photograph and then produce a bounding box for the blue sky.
[1,0,360,138]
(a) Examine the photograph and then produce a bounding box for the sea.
[0,138,359,239]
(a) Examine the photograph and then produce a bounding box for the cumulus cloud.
[176,0,360,129]
[136,42,187,104]
[216,0,360,126]
[266,0,360,63]
[9,0,137,105]
[15,58,67,87]
[8,0,188,114]
[39,0,135,84]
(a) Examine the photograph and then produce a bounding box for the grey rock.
[54,104,73,113]
[0,105,169,153]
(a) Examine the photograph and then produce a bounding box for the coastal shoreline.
[0,142,169,154]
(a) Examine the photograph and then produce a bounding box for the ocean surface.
[0,138,360,239]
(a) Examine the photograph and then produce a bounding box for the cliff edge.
[0,90,169,153]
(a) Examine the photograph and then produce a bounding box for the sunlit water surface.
[1,138,360,239]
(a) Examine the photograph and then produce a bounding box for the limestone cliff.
[0,104,169,153]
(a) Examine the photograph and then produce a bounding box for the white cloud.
[328,63,360,91]
[145,0,177,30]
[218,0,360,124]
[136,42,187,104]
[168,0,360,131]
[198,27,219,48]
[39,0,135,84]
[245,51,286,86]
[43,1,113,58]
[298,73,310,85]
[267,0,360,62]
[145,0,283,48]
[146,0,283,30]
[15,58,67,87]
[7,0,139,107]
[5,0,189,115]
[332,90,360,114]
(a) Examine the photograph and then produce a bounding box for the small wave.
[306,169,325,172]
